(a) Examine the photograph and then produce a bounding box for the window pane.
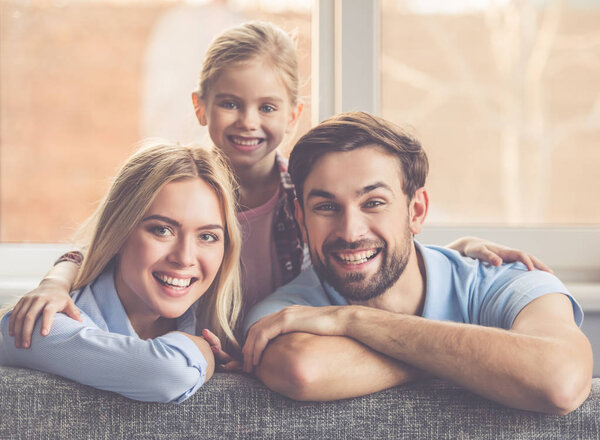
[380,0,600,225]
[0,0,311,242]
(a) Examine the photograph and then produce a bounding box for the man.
[242,112,593,415]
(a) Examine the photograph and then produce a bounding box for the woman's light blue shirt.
[0,267,207,404]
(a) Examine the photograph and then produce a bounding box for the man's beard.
[310,233,412,302]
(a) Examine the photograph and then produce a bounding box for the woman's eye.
[199,233,219,243]
[151,225,173,237]
[260,104,276,113]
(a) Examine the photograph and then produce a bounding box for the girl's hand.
[8,278,82,349]
[448,237,552,272]
[202,329,242,372]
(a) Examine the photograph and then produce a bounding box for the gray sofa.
[1,366,598,440]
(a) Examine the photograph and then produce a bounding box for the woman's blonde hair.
[197,21,300,106]
[74,142,242,350]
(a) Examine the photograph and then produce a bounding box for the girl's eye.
[151,225,173,237]
[260,104,276,113]
[220,101,238,110]
[199,233,219,243]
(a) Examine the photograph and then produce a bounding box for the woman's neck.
[235,157,280,210]
[128,312,176,340]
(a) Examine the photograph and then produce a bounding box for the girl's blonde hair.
[198,21,299,106]
[74,142,242,350]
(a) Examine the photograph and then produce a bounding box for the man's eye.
[260,104,276,113]
[364,200,385,209]
[199,233,219,243]
[152,226,173,237]
[314,203,337,212]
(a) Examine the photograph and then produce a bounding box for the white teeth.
[231,136,261,146]
[336,250,377,264]
[155,273,192,288]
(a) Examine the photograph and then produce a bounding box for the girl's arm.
[1,311,212,404]
[446,237,552,272]
[9,258,82,348]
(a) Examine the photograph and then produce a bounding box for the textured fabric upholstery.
[1,366,598,439]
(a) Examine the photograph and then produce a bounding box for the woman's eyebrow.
[141,215,223,231]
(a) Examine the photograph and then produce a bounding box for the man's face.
[297,146,422,301]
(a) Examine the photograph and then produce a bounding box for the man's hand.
[242,305,349,372]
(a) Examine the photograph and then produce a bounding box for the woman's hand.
[8,277,81,349]
[202,329,242,372]
[447,237,552,272]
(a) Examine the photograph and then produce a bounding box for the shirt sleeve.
[475,264,584,329]
[243,267,332,336]
[0,311,207,404]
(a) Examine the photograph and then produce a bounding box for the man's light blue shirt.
[244,241,583,333]
[0,266,208,404]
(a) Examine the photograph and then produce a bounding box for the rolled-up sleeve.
[0,312,206,404]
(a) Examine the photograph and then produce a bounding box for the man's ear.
[285,102,303,134]
[294,198,308,243]
[408,187,428,235]
[191,92,207,126]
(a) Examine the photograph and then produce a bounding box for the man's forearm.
[344,298,592,414]
[255,332,426,401]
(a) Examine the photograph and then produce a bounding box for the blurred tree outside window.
[381,0,600,225]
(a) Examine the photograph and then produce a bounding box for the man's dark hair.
[289,112,429,207]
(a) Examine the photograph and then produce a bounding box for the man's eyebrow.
[142,215,223,231]
[358,182,393,196]
[306,189,336,200]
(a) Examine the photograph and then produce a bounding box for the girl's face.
[194,59,301,172]
[115,178,225,327]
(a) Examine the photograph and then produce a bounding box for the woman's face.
[115,178,225,324]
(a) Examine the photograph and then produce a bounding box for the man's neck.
[350,242,427,316]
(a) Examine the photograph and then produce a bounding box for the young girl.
[9,21,549,349]
[1,143,242,402]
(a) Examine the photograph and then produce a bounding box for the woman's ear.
[285,102,303,134]
[191,92,208,126]
[408,187,428,235]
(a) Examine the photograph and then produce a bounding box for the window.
[0,0,312,243]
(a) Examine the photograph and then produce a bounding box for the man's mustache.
[323,238,385,254]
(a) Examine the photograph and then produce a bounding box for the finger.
[8,296,31,337]
[63,300,82,322]
[210,345,234,363]
[202,329,222,350]
[480,249,502,266]
[13,298,37,348]
[530,255,553,273]
[252,325,281,368]
[514,252,534,271]
[220,360,242,372]
[242,331,255,373]
[40,306,60,337]
[20,301,48,348]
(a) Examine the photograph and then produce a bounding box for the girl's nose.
[239,108,259,130]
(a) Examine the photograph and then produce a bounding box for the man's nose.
[336,209,368,243]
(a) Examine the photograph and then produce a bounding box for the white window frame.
[312,0,600,310]
[0,1,598,311]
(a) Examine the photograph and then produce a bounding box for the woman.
[0,143,241,403]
